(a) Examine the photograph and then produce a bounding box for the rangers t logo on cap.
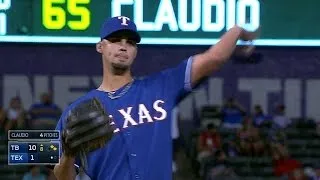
[117,16,130,26]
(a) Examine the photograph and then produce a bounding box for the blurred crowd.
[1,93,319,180]
[0,92,61,133]
[183,97,320,180]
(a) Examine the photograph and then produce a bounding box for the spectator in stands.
[272,104,292,129]
[22,165,46,180]
[29,92,61,130]
[268,104,290,153]
[237,117,265,156]
[197,123,222,163]
[204,149,239,180]
[5,96,27,131]
[252,104,271,128]
[221,97,246,129]
[271,142,306,180]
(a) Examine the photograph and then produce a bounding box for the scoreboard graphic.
[1,0,320,46]
[8,130,60,165]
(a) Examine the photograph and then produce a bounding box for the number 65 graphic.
[42,0,91,30]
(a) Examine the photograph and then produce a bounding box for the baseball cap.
[100,16,141,43]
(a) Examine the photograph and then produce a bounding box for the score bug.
[8,142,60,165]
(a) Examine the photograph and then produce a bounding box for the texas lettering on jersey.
[111,99,167,133]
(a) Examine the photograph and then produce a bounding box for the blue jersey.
[55,57,193,180]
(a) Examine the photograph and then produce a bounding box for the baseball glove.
[62,97,114,157]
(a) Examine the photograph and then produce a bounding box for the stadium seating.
[186,115,320,180]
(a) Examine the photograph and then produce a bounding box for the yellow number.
[67,0,90,30]
[42,0,66,30]
[42,0,90,30]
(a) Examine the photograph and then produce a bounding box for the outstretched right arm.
[191,26,259,87]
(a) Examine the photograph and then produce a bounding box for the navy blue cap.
[100,16,141,43]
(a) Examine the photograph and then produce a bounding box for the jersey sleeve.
[159,56,194,101]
